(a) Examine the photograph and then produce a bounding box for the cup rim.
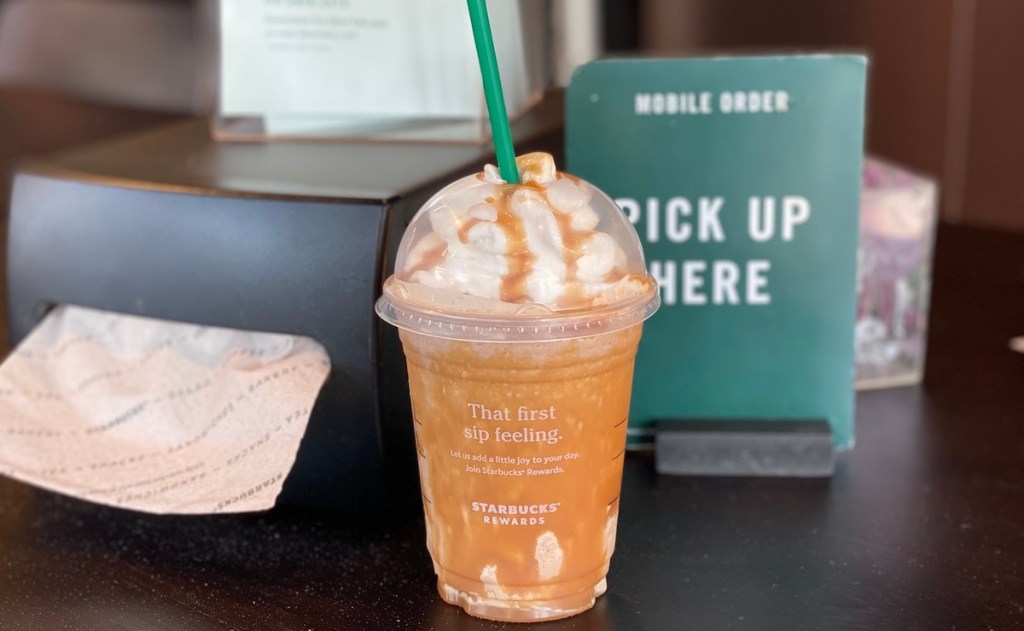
[375,279,661,342]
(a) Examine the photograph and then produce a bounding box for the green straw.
[467,0,519,184]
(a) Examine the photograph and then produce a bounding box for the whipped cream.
[401,153,634,308]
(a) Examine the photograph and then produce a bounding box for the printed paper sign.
[220,0,529,121]
[567,56,867,449]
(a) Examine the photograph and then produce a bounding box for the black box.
[5,97,562,511]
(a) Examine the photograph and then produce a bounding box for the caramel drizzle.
[603,269,624,283]
[551,175,587,270]
[488,174,631,307]
[457,217,483,243]
[550,173,629,309]
[404,173,631,307]
[401,242,447,281]
[550,198,594,309]
[494,186,537,303]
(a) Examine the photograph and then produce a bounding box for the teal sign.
[567,56,866,449]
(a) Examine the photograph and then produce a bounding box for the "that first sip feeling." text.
[463,403,562,445]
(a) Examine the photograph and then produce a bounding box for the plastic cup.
[376,155,659,622]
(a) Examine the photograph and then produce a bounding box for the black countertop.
[1,224,1022,630]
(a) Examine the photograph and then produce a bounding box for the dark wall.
[959,0,1024,231]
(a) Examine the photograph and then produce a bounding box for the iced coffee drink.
[376,153,659,622]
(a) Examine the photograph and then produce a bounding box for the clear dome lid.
[376,153,659,341]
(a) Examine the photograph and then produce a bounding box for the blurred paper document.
[0,306,330,514]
